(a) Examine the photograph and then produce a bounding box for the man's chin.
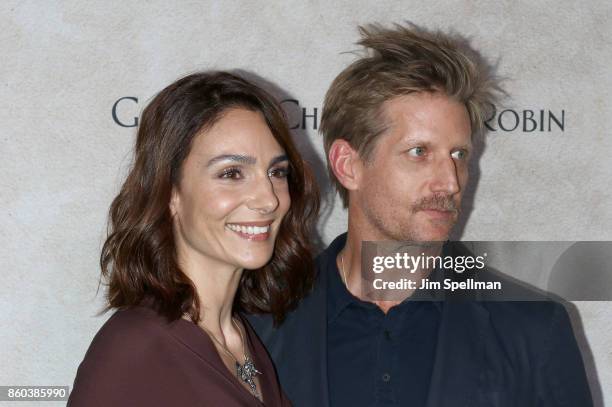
[425,217,457,241]
[388,228,451,243]
[410,226,453,242]
[415,233,450,242]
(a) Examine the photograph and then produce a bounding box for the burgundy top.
[68,306,291,406]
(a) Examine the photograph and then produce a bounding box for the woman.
[68,72,319,406]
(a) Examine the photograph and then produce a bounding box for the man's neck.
[339,220,442,313]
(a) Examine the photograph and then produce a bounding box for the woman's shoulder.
[68,306,179,406]
[97,305,170,335]
[85,306,172,357]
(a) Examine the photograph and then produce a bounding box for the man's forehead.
[379,93,472,145]
[382,91,464,118]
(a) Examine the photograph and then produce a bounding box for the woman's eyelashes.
[216,165,290,180]
[218,166,243,180]
[268,165,290,179]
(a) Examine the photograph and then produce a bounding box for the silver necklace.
[340,252,349,289]
[203,317,262,399]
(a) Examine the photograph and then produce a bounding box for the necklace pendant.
[236,356,262,396]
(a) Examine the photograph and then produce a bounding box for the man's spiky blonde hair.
[321,23,500,207]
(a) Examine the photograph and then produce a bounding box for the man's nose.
[430,156,461,195]
[246,175,280,214]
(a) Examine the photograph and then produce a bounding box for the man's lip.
[226,220,274,227]
[421,209,455,218]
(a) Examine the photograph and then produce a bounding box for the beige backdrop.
[1,0,611,405]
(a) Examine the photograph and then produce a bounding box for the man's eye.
[269,167,289,179]
[219,168,242,179]
[408,147,426,157]
[451,150,468,160]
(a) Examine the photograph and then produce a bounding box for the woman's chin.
[235,255,274,271]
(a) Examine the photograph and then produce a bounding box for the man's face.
[352,92,472,242]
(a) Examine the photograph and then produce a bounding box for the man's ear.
[328,139,363,192]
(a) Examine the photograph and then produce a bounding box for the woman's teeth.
[226,224,270,235]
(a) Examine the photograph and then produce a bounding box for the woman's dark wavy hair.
[101,71,319,325]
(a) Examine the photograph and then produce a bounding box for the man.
[249,23,593,406]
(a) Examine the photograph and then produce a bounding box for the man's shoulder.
[473,267,568,328]
[248,244,331,341]
[446,241,570,334]
[471,293,573,353]
[480,298,566,328]
[248,268,327,336]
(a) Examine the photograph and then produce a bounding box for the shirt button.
[382,373,391,382]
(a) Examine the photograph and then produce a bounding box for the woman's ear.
[328,139,363,192]
[169,186,180,218]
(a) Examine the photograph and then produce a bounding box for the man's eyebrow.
[269,154,288,166]
[401,136,431,146]
[401,137,472,150]
[206,154,256,167]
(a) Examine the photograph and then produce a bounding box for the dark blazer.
[248,234,593,407]
[69,305,291,407]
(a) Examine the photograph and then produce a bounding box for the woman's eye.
[269,167,289,179]
[407,147,426,157]
[219,168,242,179]
[451,149,468,160]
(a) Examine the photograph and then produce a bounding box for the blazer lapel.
[270,266,330,407]
[297,264,330,407]
[426,301,489,407]
[248,241,336,407]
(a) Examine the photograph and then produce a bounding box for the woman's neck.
[179,248,243,335]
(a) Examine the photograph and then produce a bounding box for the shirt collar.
[324,233,444,325]
[324,233,362,325]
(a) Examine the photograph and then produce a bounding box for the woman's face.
[170,108,291,271]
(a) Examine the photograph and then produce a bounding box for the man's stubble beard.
[359,192,461,242]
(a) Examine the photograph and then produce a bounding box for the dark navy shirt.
[326,239,442,407]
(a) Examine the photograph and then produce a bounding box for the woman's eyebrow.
[269,154,288,166]
[206,154,256,167]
